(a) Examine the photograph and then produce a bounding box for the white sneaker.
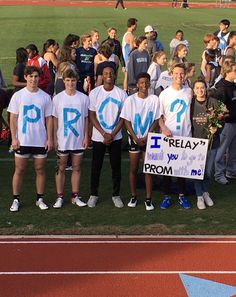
[145,200,154,211]
[10,199,20,212]
[197,196,206,210]
[72,196,87,207]
[203,192,214,207]
[36,198,49,210]
[112,196,124,208]
[87,195,98,208]
[53,197,64,209]
[128,197,137,208]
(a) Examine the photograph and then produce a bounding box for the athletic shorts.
[128,134,146,153]
[57,149,84,156]
[15,146,47,158]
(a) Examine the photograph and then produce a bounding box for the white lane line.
[0,240,236,244]
[0,271,236,275]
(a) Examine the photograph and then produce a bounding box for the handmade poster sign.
[143,133,209,180]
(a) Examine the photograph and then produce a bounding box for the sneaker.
[160,196,171,209]
[112,196,124,208]
[65,166,72,171]
[53,197,64,209]
[197,196,206,210]
[87,195,98,208]
[215,176,229,185]
[36,198,48,210]
[10,199,20,212]
[179,196,190,209]
[72,196,87,207]
[203,192,214,207]
[128,197,137,208]
[145,200,154,211]
[226,173,236,180]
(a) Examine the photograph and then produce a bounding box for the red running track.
[0,0,236,8]
[0,236,236,297]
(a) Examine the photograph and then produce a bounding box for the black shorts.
[57,149,84,156]
[128,134,146,153]
[15,146,47,158]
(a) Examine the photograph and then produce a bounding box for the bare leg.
[71,154,83,194]
[55,155,68,194]
[129,152,140,196]
[12,156,28,194]
[34,157,47,194]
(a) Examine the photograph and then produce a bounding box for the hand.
[45,139,54,152]
[161,126,173,137]
[103,132,113,145]
[11,139,20,150]
[209,126,217,134]
[83,136,90,149]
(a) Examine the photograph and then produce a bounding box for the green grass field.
[0,6,235,84]
[0,6,236,235]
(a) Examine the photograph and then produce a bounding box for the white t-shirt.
[52,90,89,150]
[89,85,127,142]
[7,87,52,147]
[120,93,160,138]
[147,62,161,92]
[155,70,173,91]
[159,85,192,137]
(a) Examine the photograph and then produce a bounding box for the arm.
[125,32,135,50]
[53,116,58,150]
[12,75,27,88]
[45,116,54,152]
[83,116,89,149]
[10,112,20,150]
[111,118,124,138]
[159,116,172,137]
[139,119,159,145]
[205,64,211,85]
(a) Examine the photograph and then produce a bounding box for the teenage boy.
[120,72,160,211]
[214,19,230,54]
[122,18,138,92]
[52,69,89,208]
[87,62,127,208]
[7,66,53,212]
[159,63,192,209]
[214,61,236,184]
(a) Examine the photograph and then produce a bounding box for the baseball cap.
[144,25,154,33]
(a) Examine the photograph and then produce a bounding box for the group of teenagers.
[2,17,236,213]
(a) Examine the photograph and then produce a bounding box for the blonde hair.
[221,61,236,78]
[81,34,91,45]
[57,61,74,77]
[152,51,166,63]
[91,30,99,37]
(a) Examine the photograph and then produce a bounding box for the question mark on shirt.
[170,99,187,130]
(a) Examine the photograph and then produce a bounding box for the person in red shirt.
[26,44,51,94]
